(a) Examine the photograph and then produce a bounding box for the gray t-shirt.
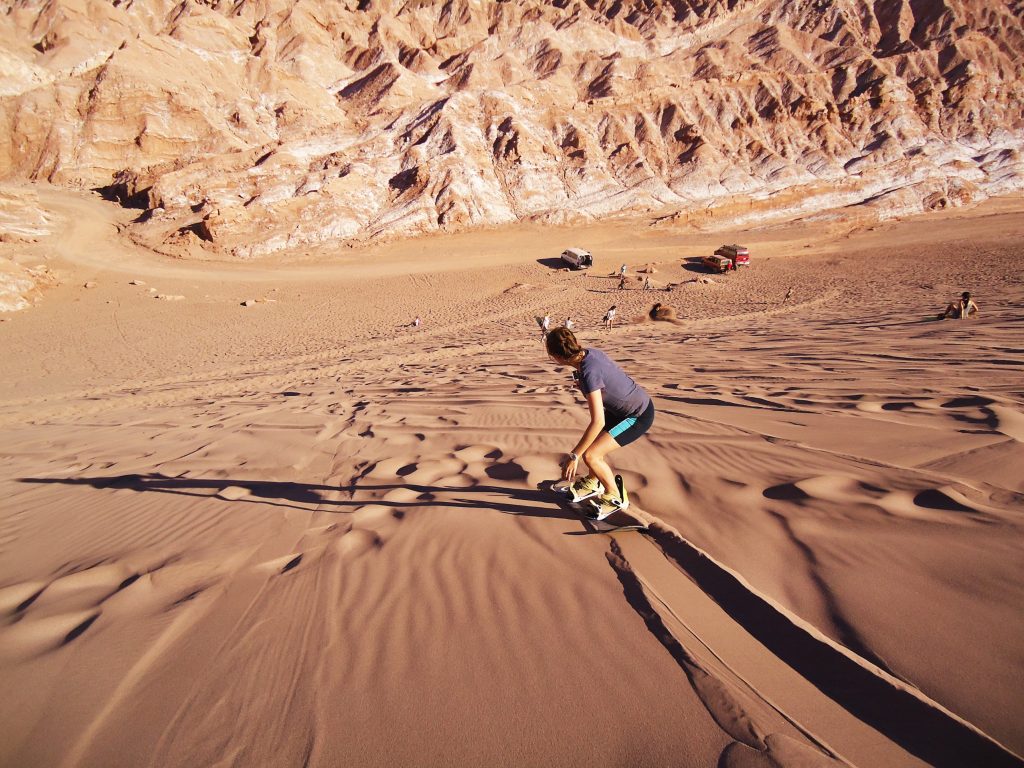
[578,348,651,417]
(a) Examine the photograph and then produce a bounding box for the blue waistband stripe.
[609,416,637,438]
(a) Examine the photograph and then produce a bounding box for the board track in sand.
[1,194,1023,767]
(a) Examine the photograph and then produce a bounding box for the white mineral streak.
[0,0,1020,259]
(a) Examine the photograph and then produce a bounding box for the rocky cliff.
[1,0,1022,259]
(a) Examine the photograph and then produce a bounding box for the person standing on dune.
[546,327,655,520]
[603,305,616,329]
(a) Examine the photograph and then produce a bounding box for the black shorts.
[603,401,655,447]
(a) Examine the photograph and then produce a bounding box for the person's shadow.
[19,474,583,524]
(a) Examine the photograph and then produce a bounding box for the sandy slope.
[0,188,1022,767]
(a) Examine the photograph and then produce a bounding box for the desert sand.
[0,184,1022,767]
[2,0,1023,764]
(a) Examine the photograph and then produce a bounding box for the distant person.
[619,264,627,277]
[939,292,979,320]
[618,275,627,290]
[565,316,575,331]
[542,314,551,336]
[603,305,617,329]
[413,316,421,328]
[643,275,651,291]
[547,327,655,519]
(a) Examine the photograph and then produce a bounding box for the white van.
[560,247,593,270]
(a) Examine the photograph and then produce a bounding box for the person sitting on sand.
[939,292,979,320]
[546,327,655,519]
[412,316,421,328]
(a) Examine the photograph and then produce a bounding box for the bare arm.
[562,389,606,480]
[573,389,606,455]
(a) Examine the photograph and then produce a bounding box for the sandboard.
[544,478,648,533]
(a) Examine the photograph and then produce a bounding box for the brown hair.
[546,326,584,364]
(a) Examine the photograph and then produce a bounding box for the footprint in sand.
[351,504,404,535]
[20,563,138,616]
[395,457,467,484]
[366,457,416,478]
[0,564,140,661]
[435,473,476,488]
[381,487,427,504]
[334,528,382,557]
[0,581,48,616]
[256,553,307,574]
[484,460,529,482]
[763,474,984,523]
[216,485,251,501]
[0,609,101,661]
[453,444,502,463]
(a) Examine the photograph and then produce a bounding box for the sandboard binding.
[548,478,648,532]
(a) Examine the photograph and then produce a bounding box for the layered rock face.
[1,0,1022,259]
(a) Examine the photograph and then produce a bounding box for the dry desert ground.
[1,187,1023,767]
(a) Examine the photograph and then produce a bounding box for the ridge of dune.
[1,190,1023,766]
[1,0,1022,259]
[623,520,1022,766]
[0,3,1023,762]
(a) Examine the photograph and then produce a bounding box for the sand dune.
[1,188,1023,766]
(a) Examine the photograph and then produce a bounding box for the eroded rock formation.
[1,0,1022,258]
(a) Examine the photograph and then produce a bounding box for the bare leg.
[582,431,621,497]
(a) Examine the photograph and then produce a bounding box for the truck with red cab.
[714,244,749,267]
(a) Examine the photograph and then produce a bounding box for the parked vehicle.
[714,244,749,267]
[560,247,593,270]
[701,254,735,273]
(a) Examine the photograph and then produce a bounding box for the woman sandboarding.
[546,327,655,520]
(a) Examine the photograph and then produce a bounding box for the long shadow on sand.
[19,474,581,523]
[640,526,1022,768]
[20,475,1021,766]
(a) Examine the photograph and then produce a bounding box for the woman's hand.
[561,453,579,481]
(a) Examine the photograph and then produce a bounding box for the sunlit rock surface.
[1,0,1022,259]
